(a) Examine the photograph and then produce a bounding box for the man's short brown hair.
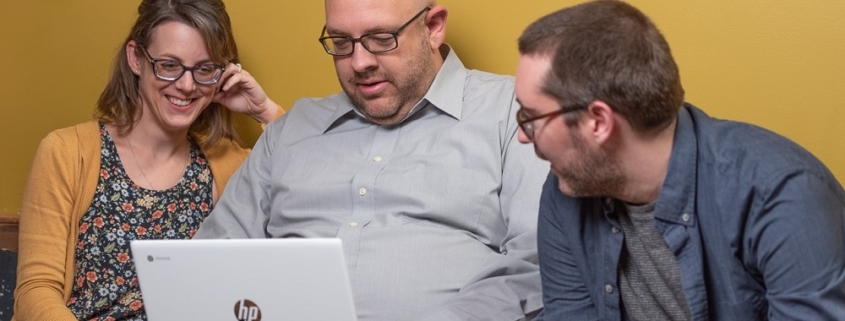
[518,0,684,132]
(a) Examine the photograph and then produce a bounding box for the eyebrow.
[515,98,541,118]
[150,51,216,65]
[325,23,399,37]
[515,98,530,110]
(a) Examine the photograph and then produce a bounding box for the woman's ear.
[126,40,142,75]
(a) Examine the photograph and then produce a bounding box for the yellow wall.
[1,1,843,213]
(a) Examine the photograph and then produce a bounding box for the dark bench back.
[0,215,18,252]
[0,215,19,321]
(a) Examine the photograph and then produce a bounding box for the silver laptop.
[131,238,357,321]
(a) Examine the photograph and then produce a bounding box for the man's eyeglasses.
[516,107,581,141]
[318,7,431,56]
[139,47,226,85]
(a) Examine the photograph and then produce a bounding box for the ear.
[125,40,142,75]
[582,100,616,146]
[425,6,447,50]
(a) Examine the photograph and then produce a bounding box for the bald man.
[196,1,548,320]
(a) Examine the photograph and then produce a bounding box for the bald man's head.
[321,0,448,124]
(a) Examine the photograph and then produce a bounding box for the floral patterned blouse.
[66,123,214,320]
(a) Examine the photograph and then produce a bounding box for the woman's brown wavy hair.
[95,0,241,150]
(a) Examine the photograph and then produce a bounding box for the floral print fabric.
[67,123,214,320]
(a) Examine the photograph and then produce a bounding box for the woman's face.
[127,21,222,134]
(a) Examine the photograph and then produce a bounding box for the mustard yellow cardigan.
[14,121,252,320]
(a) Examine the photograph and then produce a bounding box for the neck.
[127,120,191,157]
[615,121,676,205]
[110,120,192,191]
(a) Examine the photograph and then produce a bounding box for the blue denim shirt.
[536,104,845,320]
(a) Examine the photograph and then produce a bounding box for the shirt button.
[605,284,614,293]
[682,213,691,222]
[373,156,382,162]
[358,188,367,196]
[349,222,358,227]
[611,227,620,234]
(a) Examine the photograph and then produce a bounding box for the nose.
[517,126,532,144]
[349,42,378,73]
[174,69,197,93]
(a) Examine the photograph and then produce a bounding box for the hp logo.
[234,299,262,321]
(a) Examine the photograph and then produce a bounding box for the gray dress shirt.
[195,46,549,321]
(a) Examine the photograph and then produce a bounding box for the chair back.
[0,215,18,252]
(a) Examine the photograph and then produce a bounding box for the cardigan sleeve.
[204,138,251,198]
[14,131,82,321]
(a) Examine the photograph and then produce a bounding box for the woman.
[14,0,282,320]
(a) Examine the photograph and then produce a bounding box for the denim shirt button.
[682,213,691,222]
[605,284,613,293]
[611,226,620,234]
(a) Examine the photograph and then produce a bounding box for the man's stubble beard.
[557,129,626,198]
[342,34,434,125]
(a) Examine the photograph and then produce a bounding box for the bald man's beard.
[341,35,433,124]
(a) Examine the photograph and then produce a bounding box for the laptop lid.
[131,238,356,321]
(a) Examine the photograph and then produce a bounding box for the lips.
[167,96,193,107]
[356,80,388,97]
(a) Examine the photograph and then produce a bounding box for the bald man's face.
[323,0,437,125]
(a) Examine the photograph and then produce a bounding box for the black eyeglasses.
[318,7,431,56]
[516,107,581,140]
[139,47,226,85]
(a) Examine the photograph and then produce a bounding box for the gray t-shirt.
[617,202,692,321]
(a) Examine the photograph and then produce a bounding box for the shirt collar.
[653,105,699,225]
[423,44,466,120]
[321,44,466,132]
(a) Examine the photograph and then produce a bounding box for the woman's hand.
[213,62,281,125]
